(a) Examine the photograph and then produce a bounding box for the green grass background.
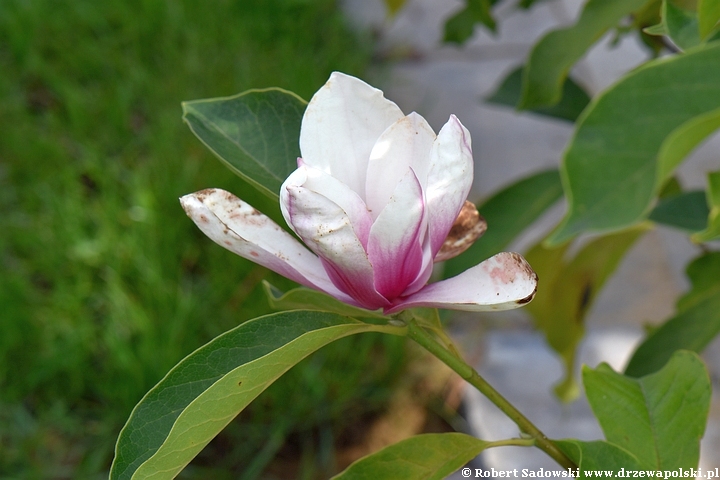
[0,1,407,478]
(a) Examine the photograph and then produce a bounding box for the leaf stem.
[487,438,535,448]
[404,317,577,470]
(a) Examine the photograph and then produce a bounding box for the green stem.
[487,438,535,448]
[405,318,577,470]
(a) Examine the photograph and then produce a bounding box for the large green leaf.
[332,433,493,479]
[110,311,405,480]
[519,0,648,109]
[486,67,590,122]
[584,351,711,470]
[525,226,648,401]
[625,251,720,377]
[443,169,563,278]
[698,0,720,38]
[182,89,306,199]
[557,440,642,473]
[692,170,720,242]
[548,43,720,245]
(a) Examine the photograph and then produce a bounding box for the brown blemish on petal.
[500,252,538,305]
[515,290,536,305]
[208,192,267,228]
[199,214,209,223]
[483,252,538,304]
[236,208,267,227]
[435,201,487,262]
[507,252,538,283]
[194,188,217,202]
[250,251,259,257]
[489,252,537,284]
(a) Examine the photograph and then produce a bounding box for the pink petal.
[180,189,352,303]
[385,252,538,314]
[426,115,474,257]
[283,183,390,310]
[367,169,425,299]
[402,244,435,296]
[281,165,373,248]
[365,112,436,219]
[299,72,405,198]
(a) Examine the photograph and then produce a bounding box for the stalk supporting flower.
[404,316,578,470]
[181,72,537,314]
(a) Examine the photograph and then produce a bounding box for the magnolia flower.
[181,73,537,314]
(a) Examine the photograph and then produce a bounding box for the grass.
[0,0,408,477]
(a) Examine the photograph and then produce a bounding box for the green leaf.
[648,190,709,231]
[625,251,720,377]
[663,0,702,50]
[443,169,563,279]
[262,281,386,319]
[709,27,720,41]
[110,311,405,480]
[657,107,720,187]
[525,226,648,401]
[556,440,642,473]
[408,307,442,330]
[519,0,648,109]
[443,0,496,45]
[519,0,549,8]
[680,250,720,309]
[692,170,720,242]
[657,176,683,198]
[332,433,492,479]
[383,0,408,17]
[643,22,668,35]
[486,67,591,122]
[584,351,711,470]
[548,43,720,245]
[182,88,306,200]
[698,0,720,38]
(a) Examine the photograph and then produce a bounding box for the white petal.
[283,183,390,310]
[281,165,373,247]
[299,72,405,197]
[180,189,351,302]
[385,252,538,314]
[425,115,474,257]
[367,169,425,299]
[365,112,436,218]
